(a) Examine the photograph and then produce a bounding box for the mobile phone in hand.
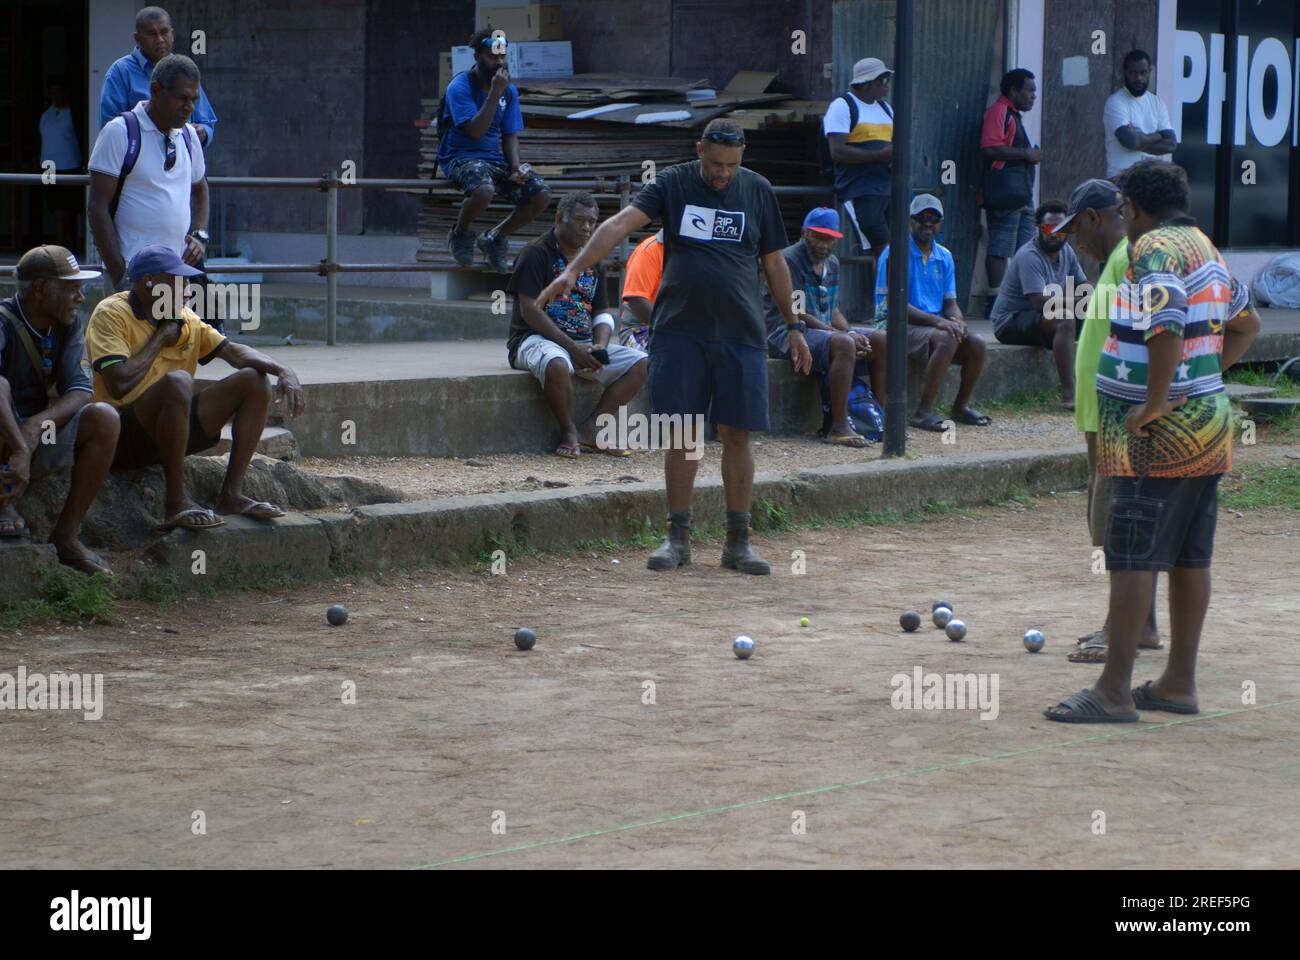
[591,348,610,365]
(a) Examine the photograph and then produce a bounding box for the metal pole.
[884,0,914,457]
[324,169,339,346]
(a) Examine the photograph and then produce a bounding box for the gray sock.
[725,511,750,534]
[668,511,692,530]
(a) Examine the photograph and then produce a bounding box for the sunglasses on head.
[480,34,508,50]
[702,129,746,145]
[163,132,176,171]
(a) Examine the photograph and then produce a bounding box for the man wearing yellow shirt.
[86,245,305,531]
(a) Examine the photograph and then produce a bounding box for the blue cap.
[802,207,843,238]
[127,244,204,281]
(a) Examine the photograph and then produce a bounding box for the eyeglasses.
[38,333,54,375]
[702,130,746,145]
[1039,222,1063,236]
[163,133,176,171]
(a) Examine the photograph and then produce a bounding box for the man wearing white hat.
[823,57,895,291]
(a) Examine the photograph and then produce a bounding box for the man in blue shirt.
[439,29,551,273]
[99,6,218,146]
[872,194,991,431]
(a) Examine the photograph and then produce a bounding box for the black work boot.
[477,231,511,272]
[720,528,770,575]
[647,524,691,571]
[447,226,477,268]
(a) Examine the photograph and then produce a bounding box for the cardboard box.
[451,40,571,82]
[511,40,572,79]
[476,3,564,42]
[438,51,454,97]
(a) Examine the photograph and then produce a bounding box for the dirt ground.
[2,488,1297,869]
[295,409,1081,500]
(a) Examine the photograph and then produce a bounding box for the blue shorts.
[649,330,769,432]
[1104,475,1220,572]
[445,158,549,205]
[985,205,1034,259]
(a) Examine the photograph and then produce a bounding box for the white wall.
[88,0,138,145]
[1008,0,1045,208]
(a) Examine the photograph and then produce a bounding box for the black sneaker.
[447,227,476,268]
[477,231,511,273]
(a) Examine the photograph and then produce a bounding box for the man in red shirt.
[979,69,1041,289]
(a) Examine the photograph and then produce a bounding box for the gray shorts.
[27,402,86,481]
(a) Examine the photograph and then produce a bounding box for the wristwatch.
[786,320,808,333]
[191,230,210,243]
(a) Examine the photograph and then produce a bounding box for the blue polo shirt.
[436,71,524,169]
[100,47,219,145]
[872,235,957,323]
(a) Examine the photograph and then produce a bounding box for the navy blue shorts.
[649,330,769,432]
[1103,475,1220,572]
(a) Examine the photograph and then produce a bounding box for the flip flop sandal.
[822,433,870,448]
[156,507,227,532]
[1132,680,1199,715]
[1075,628,1107,646]
[58,552,114,577]
[952,408,993,426]
[579,442,632,458]
[226,500,285,520]
[554,443,581,459]
[1067,639,1110,664]
[1043,688,1139,724]
[909,412,948,432]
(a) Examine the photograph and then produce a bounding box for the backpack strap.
[109,110,142,220]
[879,98,894,119]
[0,303,54,401]
[841,93,858,130]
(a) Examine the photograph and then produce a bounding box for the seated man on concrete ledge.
[86,244,305,531]
[1,246,120,575]
[506,191,648,458]
[873,194,991,432]
[762,207,884,447]
[989,200,1089,410]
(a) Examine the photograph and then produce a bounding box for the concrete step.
[1240,396,1300,419]
[1224,382,1277,400]
[198,425,299,461]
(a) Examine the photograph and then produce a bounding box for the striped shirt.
[1097,218,1237,478]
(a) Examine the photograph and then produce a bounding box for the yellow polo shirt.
[85,291,227,407]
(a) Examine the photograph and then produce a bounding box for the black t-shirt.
[506,229,609,365]
[630,161,788,348]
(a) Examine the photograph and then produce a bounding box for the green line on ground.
[412,697,1300,869]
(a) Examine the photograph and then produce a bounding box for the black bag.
[817,93,858,183]
[981,108,1032,210]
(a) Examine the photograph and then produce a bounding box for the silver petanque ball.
[932,606,954,628]
[733,635,755,660]
[945,618,967,641]
[1023,629,1045,653]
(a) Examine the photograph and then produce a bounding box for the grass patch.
[0,567,119,629]
[751,497,794,533]
[1221,462,1300,511]
[1225,365,1300,399]
[982,387,1068,415]
[987,486,1037,508]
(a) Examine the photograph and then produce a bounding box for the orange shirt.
[621,233,663,304]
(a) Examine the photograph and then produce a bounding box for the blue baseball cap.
[127,244,204,281]
[802,207,843,238]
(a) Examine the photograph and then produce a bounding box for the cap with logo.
[851,57,892,85]
[802,207,843,238]
[1052,178,1122,234]
[127,244,205,282]
[16,245,101,282]
[909,194,944,218]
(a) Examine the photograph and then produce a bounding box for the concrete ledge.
[0,543,60,604]
[65,447,1080,592]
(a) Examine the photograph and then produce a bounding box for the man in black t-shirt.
[536,119,811,576]
[507,192,648,457]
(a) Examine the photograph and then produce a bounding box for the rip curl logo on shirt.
[679,204,745,243]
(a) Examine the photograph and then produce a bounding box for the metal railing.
[0,171,832,345]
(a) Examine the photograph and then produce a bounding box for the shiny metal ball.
[932,600,953,612]
[733,635,755,660]
[945,618,967,641]
[1023,629,1045,653]
[514,627,536,651]
[932,606,954,628]
[900,610,922,632]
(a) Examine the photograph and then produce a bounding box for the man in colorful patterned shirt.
[507,192,648,458]
[1045,161,1259,723]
